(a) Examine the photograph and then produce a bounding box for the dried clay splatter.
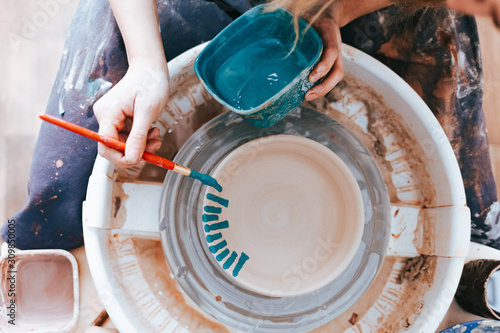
[306,75,438,332]
[108,236,229,332]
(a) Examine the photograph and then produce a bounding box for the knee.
[2,189,85,250]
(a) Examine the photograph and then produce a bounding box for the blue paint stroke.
[223,251,238,269]
[232,252,250,277]
[216,248,230,262]
[189,170,223,192]
[206,232,222,243]
[202,214,219,222]
[204,220,229,232]
[209,240,227,254]
[204,206,222,214]
[206,193,229,208]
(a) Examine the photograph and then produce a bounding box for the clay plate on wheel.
[203,134,365,297]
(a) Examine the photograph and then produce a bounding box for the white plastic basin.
[83,43,470,332]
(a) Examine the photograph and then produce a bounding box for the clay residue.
[397,255,432,283]
[342,45,359,62]
[309,257,398,332]
[110,182,129,228]
[310,255,437,332]
[172,52,199,87]
[376,256,437,332]
[303,76,439,331]
[113,197,121,218]
[305,73,437,207]
[348,313,359,325]
[107,235,228,332]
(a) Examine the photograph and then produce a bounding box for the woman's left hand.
[305,14,344,101]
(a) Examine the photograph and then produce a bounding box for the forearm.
[109,0,167,67]
[95,0,170,167]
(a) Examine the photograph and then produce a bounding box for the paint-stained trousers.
[3,0,499,250]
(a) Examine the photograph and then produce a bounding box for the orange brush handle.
[39,113,176,170]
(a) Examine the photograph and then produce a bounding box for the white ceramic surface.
[203,135,364,297]
[82,43,471,332]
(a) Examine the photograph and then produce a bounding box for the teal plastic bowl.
[195,5,323,128]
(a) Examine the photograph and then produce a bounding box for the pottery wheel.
[83,43,470,333]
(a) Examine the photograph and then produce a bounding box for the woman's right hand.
[93,56,169,168]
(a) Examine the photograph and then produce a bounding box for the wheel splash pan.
[83,43,470,333]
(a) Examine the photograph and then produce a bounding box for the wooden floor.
[0,2,499,331]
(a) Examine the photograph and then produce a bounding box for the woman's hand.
[93,57,169,168]
[302,0,391,101]
[305,13,344,101]
[94,0,168,168]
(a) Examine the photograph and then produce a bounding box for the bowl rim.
[194,4,323,115]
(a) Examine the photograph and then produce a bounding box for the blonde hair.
[264,0,336,51]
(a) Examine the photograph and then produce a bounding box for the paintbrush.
[39,113,222,192]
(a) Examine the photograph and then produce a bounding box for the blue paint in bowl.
[195,5,323,128]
